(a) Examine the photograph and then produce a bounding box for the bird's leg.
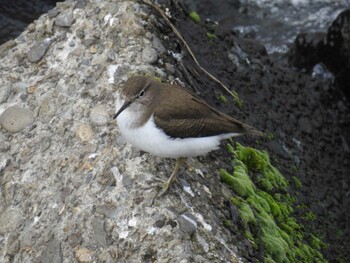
[157,157,186,197]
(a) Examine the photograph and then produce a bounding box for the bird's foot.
[143,157,186,198]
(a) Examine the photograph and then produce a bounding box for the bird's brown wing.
[153,85,251,138]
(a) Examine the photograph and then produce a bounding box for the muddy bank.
[165,1,350,261]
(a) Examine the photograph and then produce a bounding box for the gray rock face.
[55,10,74,27]
[142,45,158,64]
[0,105,35,133]
[0,1,243,263]
[27,38,52,63]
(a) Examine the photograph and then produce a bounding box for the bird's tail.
[243,124,265,137]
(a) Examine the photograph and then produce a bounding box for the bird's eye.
[139,90,145,97]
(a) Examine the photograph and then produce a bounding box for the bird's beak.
[113,100,132,119]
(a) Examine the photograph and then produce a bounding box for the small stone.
[90,105,109,125]
[92,218,107,246]
[27,38,52,63]
[0,154,11,174]
[75,248,94,263]
[48,8,60,19]
[142,46,157,64]
[76,123,94,142]
[0,105,35,133]
[165,63,175,74]
[178,212,197,236]
[26,85,36,94]
[0,208,24,234]
[40,237,62,263]
[106,49,115,61]
[152,36,166,53]
[6,232,20,256]
[89,45,98,54]
[38,98,57,123]
[55,10,74,27]
[40,136,52,152]
[0,85,10,103]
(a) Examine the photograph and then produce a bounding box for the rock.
[152,35,166,53]
[75,248,94,263]
[38,97,57,122]
[178,212,198,236]
[0,208,24,235]
[142,45,157,64]
[5,232,20,256]
[40,237,63,263]
[27,38,52,63]
[0,105,35,133]
[48,8,60,19]
[55,10,74,27]
[90,105,109,125]
[92,218,108,246]
[0,85,10,103]
[165,63,175,74]
[76,123,94,142]
[0,154,11,174]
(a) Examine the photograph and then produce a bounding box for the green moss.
[236,143,288,191]
[206,32,217,39]
[221,142,327,263]
[223,219,232,227]
[267,132,275,140]
[231,90,243,108]
[304,211,316,221]
[220,161,255,197]
[189,11,201,23]
[218,94,228,103]
[292,176,302,189]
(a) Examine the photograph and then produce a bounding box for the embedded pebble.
[38,97,57,122]
[27,38,52,63]
[152,36,166,53]
[179,212,198,235]
[76,123,94,142]
[142,45,157,64]
[0,105,35,133]
[90,104,109,125]
[0,154,11,174]
[0,85,10,103]
[75,248,94,263]
[48,8,60,19]
[0,208,24,234]
[55,10,74,27]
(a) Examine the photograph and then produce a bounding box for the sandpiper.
[114,76,262,196]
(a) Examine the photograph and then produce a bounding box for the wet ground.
[155,0,350,261]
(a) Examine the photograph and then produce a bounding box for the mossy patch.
[189,11,201,23]
[218,94,228,103]
[221,142,327,262]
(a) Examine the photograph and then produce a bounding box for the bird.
[113,76,263,197]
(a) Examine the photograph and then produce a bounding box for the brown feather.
[151,83,261,138]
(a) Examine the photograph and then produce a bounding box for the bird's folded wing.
[153,94,247,138]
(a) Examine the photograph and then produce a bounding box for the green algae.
[206,32,217,39]
[189,11,201,23]
[218,94,228,103]
[221,142,327,263]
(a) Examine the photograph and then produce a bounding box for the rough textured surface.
[1,0,349,262]
[0,1,246,262]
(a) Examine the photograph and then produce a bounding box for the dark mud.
[151,1,350,262]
